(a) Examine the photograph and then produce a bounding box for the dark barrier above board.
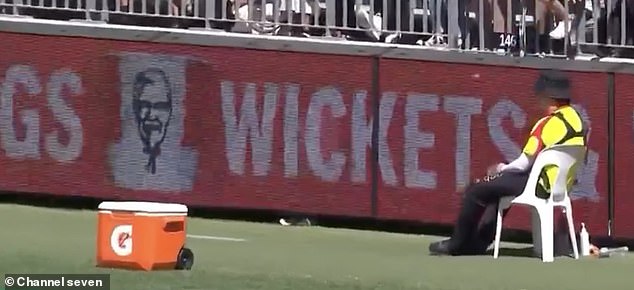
[0,32,614,237]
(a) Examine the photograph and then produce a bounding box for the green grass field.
[0,203,632,290]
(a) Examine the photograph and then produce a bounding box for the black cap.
[534,70,571,100]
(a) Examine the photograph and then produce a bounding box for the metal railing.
[0,0,632,58]
[575,0,633,57]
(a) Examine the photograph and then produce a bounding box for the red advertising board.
[0,31,612,235]
[0,32,373,217]
[614,73,634,238]
[378,60,609,234]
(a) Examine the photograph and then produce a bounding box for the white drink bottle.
[580,222,591,256]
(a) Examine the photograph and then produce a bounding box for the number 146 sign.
[499,34,518,48]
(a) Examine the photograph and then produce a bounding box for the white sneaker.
[585,0,594,11]
[550,17,574,40]
[385,32,400,43]
[550,21,568,39]
[423,34,445,46]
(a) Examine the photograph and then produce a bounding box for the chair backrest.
[523,144,587,202]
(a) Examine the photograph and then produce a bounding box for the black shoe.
[463,240,491,256]
[429,239,453,256]
[477,241,492,254]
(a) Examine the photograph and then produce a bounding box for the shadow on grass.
[484,247,536,258]
[482,247,580,259]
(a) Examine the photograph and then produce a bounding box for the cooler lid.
[98,201,188,213]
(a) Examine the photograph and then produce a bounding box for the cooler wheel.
[175,247,194,270]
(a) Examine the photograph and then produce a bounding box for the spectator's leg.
[446,185,491,255]
[457,0,475,48]
[569,0,585,55]
[375,1,397,41]
[535,0,551,53]
[546,0,569,21]
[478,0,495,49]
[545,0,575,55]
[534,0,545,35]
[595,7,612,56]
[436,0,448,36]
[475,203,510,250]
[490,0,509,50]
[432,172,530,255]
[466,0,485,49]
[476,183,552,249]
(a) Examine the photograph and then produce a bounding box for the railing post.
[620,0,627,46]
[85,0,94,20]
[205,0,214,29]
[325,0,335,36]
[447,0,460,48]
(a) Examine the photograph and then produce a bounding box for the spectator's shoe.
[549,18,573,40]
[422,34,445,47]
[470,239,493,255]
[429,239,453,256]
[384,33,401,44]
[585,0,594,12]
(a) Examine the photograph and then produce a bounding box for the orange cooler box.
[96,201,191,271]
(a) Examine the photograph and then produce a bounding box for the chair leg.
[493,204,504,259]
[564,205,579,259]
[538,207,555,262]
[531,208,542,257]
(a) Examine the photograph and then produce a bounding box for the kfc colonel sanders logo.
[109,53,198,192]
[132,68,173,174]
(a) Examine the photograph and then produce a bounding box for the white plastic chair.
[493,144,587,262]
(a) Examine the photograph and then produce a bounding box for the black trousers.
[448,171,530,255]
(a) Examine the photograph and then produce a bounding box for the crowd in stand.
[1,0,632,58]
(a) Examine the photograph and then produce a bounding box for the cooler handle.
[164,221,185,233]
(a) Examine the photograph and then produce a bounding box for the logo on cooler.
[110,225,133,256]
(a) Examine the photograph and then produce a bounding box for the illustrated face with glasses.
[132,68,173,172]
